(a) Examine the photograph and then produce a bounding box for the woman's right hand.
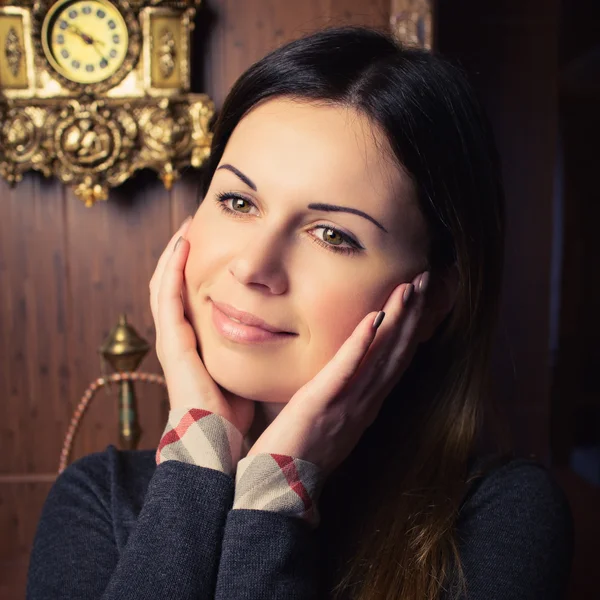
[149,216,256,436]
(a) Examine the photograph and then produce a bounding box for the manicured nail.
[174,236,183,252]
[419,271,430,292]
[403,283,414,304]
[372,311,385,330]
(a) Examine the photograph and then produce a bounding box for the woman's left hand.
[246,270,429,479]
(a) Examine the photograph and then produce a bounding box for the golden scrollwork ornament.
[390,0,433,50]
[0,0,213,206]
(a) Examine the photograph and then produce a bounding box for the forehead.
[222,97,415,218]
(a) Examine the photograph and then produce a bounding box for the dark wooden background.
[1,0,597,598]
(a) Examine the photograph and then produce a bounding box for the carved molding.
[5,26,23,76]
[157,27,176,78]
[0,94,214,206]
[390,0,433,50]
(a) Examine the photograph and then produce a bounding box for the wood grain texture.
[0,482,54,562]
[0,174,70,475]
[200,0,390,108]
[64,174,171,462]
[0,480,53,594]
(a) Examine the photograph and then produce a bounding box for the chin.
[203,361,290,404]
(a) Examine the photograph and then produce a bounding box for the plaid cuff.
[232,453,324,529]
[156,407,244,478]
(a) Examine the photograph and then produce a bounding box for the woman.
[27,26,573,600]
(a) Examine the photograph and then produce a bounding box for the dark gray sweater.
[26,446,574,599]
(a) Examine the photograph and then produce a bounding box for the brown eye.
[231,197,252,213]
[321,228,343,246]
[214,191,256,216]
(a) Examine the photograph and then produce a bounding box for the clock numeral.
[86,64,95,72]
[68,9,78,19]
[109,49,118,58]
[112,34,120,44]
[82,6,92,15]
[56,34,65,44]
[59,20,68,30]
[71,60,81,69]
[61,49,69,59]
[99,59,108,68]
[96,9,106,19]
[108,20,116,30]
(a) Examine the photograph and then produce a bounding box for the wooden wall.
[0,1,390,597]
[437,0,560,462]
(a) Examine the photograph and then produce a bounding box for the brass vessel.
[99,313,150,449]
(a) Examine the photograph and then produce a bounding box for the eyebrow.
[216,163,388,233]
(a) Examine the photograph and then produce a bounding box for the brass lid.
[99,314,150,372]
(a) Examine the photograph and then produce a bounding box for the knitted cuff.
[232,453,324,529]
[156,407,244,478]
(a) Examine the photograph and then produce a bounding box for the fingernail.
[174,236,183,252]
[403,283,414,304]
[372,311,385,330]
[419,271,430,292]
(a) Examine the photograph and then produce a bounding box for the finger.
[151,216,192,297]
[157,236,194,357]
[328,273,426,428]
[361,271,430,411]
[380,271,429,368]
[150,216,192,323]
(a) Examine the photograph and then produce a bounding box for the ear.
[416,263,459,344]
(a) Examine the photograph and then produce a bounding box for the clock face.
[41,0,129,84]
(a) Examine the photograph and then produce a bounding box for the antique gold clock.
[0,0,214,206]
[41,0,131,85]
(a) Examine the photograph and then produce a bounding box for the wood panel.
[0,481,54,561]
[200,0,390,108]
[551,0,600,463]
[0,175,69,474]
[0,481,54,593]
[64,175,172,462]
[0,480,52,600]
[437,0,560,462]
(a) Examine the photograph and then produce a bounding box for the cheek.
[183,210,220,289]
[303,271,402,371]
[303,287,375,368]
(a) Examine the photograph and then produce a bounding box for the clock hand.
[90,40,109,63]
[88,36,106,47]
[66,23,87,41]
[66,24,105,47]
[65,24,109,63]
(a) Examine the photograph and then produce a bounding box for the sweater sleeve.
[160,408,325,599]
[213,453,324,600]
[446,458,574,600]
[27,425,238,600]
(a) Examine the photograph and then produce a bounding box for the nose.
[227,226,289,294]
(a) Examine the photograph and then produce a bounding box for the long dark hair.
[200,26,509,600]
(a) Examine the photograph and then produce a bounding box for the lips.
[210,299,294,334]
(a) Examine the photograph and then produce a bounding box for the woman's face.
[183,97,430,403]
